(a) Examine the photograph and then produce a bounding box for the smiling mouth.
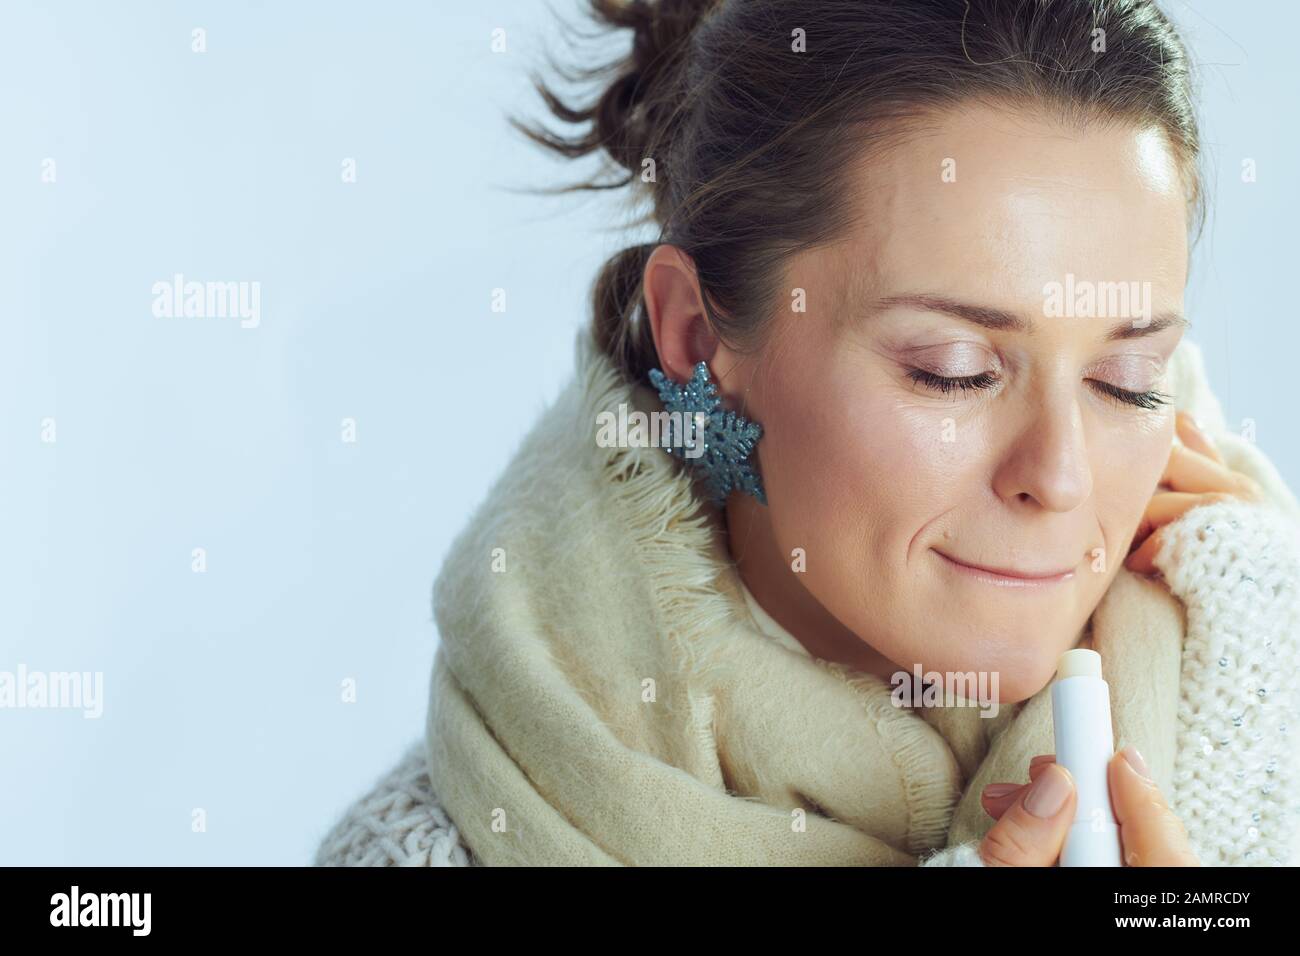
[932,549,1076,587]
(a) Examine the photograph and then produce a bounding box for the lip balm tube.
[1051,648,1123,866]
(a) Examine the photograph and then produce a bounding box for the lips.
[933,549,1076,582]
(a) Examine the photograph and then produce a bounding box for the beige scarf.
[424,330,1293,865]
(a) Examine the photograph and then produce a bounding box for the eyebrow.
[874,294,1190,340]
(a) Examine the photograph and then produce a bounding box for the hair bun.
[603,0,721,175]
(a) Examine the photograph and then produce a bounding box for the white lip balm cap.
[1056,648,1102,681]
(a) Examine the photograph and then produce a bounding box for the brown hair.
[510,0,1202,382]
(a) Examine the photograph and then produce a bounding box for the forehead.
[836,102,1190,309]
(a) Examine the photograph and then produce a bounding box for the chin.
[996,638,1078,703]
[907,631,1068,707]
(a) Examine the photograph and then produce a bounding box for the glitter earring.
[648,362,767,506]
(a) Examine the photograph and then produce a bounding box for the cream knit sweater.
[314,337,1300,867]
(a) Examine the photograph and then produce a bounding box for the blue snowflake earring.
[648,362,767,506]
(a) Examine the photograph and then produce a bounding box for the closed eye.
[906,368,1171,409]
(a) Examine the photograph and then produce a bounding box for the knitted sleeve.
[1151,496,1300,866]
[918,497,1300,868]
[918,842,986,866]
[313,742,478,867]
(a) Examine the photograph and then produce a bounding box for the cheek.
[755,363,982,583]
[1090,414,1173,550]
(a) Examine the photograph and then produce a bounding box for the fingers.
[981,756,1055,819]
[981,783,1024,820]
[1109,746,1200,867]
[1161,441,1263,502]
[977,763,1076,866]
[983,750,1201,866]
[1125,529,1165,575]
[1175,411,1223,465]
[1124,411,1264,575]
[1124,491,1234,574]
[1127,491,1218,552]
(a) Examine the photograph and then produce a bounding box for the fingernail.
[983,783,1020,799]
[1121,744,1153,781]
[1023,765,1071,818]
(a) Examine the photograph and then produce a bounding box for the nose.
[991,388,1093,512]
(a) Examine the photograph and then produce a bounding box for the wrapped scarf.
[423,330,1297,866]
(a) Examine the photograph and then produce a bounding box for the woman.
[315,0,1300,866]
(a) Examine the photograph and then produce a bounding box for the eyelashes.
[1087,378,1172,410]
[905,368,1171,410]
[907,368,998,395]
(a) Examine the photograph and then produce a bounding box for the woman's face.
[721,103,1189,703]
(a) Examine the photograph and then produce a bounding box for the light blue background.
[1,1,1295,864]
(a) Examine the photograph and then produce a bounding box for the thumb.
[1109,746,1200,866]
[979,763,1076,866]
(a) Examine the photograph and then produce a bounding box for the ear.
[644,244,720,383]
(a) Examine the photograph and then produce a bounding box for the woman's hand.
[976,747,1200,866]
[1125,410,1265,574]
